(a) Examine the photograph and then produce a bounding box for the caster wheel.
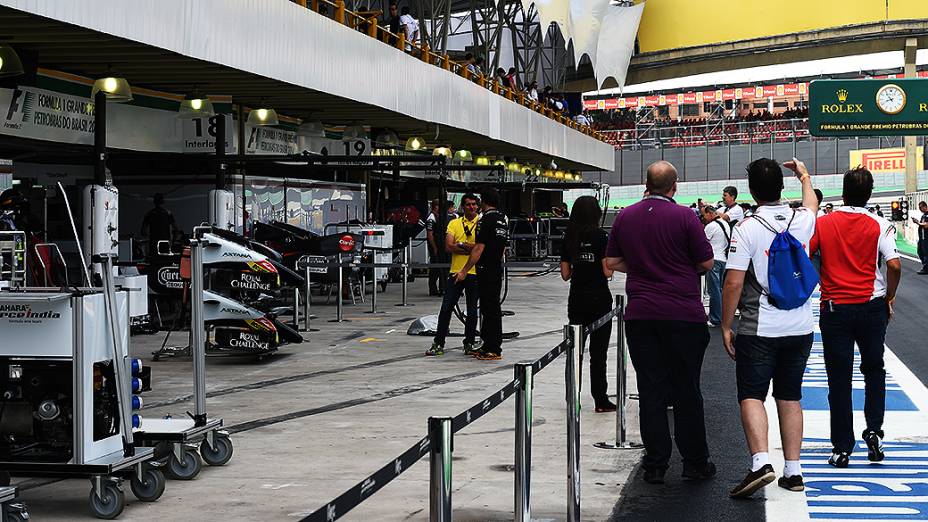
[130,466,166,501]
[200,435,234,466]
[166,448,202,480]
[89,482,125,520]
[6,511,28,522]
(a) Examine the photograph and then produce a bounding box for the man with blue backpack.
[721,157,819,499]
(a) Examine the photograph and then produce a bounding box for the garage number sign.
[809,79,928,136]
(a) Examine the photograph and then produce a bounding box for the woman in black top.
[560,196,616,412]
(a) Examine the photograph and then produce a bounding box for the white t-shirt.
[726,204,816,338]
[704,218,731,262]
[721,203,744,224]
[399,14,418,42]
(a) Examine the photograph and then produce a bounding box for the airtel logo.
[338,235,356,252]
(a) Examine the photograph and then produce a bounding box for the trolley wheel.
[130,466,166,502]
[89,482,125,520]
[6,511,28,522]
[166,447,202,480]
[200,434,234,466]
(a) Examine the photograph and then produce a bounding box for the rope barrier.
[297,298,623,521]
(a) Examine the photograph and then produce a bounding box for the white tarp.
[533,0,571,47]
[594,3,645,92]
[567,0,611,69]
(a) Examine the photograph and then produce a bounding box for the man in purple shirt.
[606,161,716,485]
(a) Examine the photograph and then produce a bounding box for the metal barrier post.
[367,263,380,314]
[292,287,300,328]
[191,241,207,426]
[395,244,413,307]
[565,324,582,522]
[514,363,533,522]
[595,295,642,450]
[331,253,344,322]
[429,416,453,522]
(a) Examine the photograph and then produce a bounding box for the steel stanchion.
[565,324,582,522]
[190,241,207,426]
[514,363,533,522]
[366,263,382,314]
[330,254,345,322]
[429,416,453,522]
[292,287,300,328]
[302,263,319,332]
[395,244,413,307]
[595,295,643,450]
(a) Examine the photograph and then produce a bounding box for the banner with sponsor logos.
[582,72,928,111]
[849,146,924,173]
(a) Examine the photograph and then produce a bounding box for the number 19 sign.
[810,79,928,137]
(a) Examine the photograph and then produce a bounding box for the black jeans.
[478,267,503,354]
[625,320,710,471]
[428,250,446,295]
[433,274,478,346]
[568,293,612,405]
[919,238,928,270]
[820,297,888,454]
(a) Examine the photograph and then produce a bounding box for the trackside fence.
[299,294,638,522]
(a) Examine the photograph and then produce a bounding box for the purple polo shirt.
[605,196,713,323]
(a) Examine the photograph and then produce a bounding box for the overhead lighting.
[178,93,215,118]
[564,173,574,181]
[433,146,452,158]
[0,45,24,77]
[492,158,507,167]
[543,170,554,178]
[405,136,426,151]
[507,161,521,173]
[247,106,279,126]
[574,173,582,182]
[374,129,399,148]
[475,154,490,166]
[343,123,366,141]
[91,75,133,103]
[454,149,473,162]
[297,121,326,139]
[555,171,565,179]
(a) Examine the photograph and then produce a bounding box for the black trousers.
[478,267,503,354]
[625,320,710,471]
[919,238,928,270]
[820,297,888,454]
[568,293,612,404]
[428,250,446,295]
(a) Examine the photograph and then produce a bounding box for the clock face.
[876,84,906,115]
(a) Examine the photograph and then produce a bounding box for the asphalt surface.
[609,328,766,522]
[884,255,928,389]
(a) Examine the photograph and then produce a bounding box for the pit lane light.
[247,105,279,126]
[0,45,24,77]
[405,136,426,152]
[179,93,215,118]
[433,146,453,159]
[92,75,133,103]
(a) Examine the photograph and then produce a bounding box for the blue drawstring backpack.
[753,211,819,310]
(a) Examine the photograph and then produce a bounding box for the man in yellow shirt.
[427,194,481,356]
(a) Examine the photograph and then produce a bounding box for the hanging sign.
[0,86,95,144]
[810,79,928,136]
[182,114,234,153]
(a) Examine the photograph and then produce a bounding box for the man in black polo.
[455,187,508,360]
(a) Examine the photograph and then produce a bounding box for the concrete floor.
[14,269,644,521]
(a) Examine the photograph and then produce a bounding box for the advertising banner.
[810,79,928,136]
[849,146,924,173]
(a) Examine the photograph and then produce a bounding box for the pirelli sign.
[810,79,928,137]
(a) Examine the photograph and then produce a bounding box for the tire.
[166,448,202,480]
[130,467,166,502]
[200,435,234,466]
[89,482,125,520]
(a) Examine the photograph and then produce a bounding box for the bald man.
[605,161,717,485]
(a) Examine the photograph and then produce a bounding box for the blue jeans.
[820,297,888,454]
[705,260,725,325]
[433,274,478,346]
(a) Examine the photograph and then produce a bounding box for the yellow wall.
[636,0,928,53]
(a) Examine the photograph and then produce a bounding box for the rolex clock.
[876,84,906,115]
